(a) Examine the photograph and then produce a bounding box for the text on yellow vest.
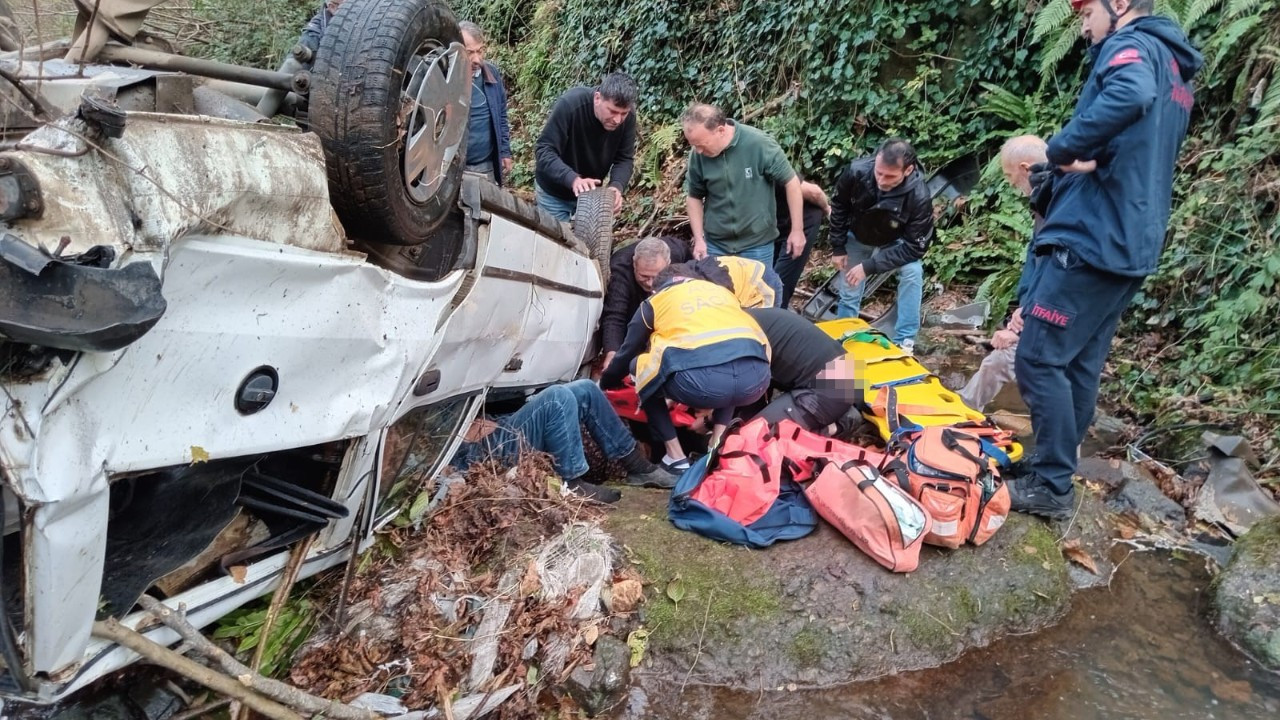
[634,279,770,393]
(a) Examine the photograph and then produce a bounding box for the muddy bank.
[605,486,1115,691]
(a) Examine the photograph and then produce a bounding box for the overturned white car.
[0,0,611,703]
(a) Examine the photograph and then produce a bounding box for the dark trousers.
[640,357,771,442]
[1015,247,1143,495]
[773,221,821,308]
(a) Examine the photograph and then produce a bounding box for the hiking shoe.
[624,467,677,489]
[564,479,622,504]
[900,339,916,356]
[1007,479,1074,520]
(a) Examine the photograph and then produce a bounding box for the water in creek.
[625,550,1280,720]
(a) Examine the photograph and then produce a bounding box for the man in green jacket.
[682,103,805,269]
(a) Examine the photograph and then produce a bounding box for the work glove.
[1028,162,1056,220]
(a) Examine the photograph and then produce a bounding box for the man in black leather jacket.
[828,138,934,352]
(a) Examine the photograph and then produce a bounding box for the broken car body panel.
[0,37,604,700]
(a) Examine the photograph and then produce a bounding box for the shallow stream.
[626,551,1280,719]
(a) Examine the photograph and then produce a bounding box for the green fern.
[1224,0,1265,18]
[1032,0,1074,43]
[641,122,682,189]
[1183,0,1226,26]
[1039,24,1083,77]
[979,82,1035,126]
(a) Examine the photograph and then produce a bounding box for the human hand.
[786,229,806,259]
[608,186,622,213]
[501,157,513,175]
[602,351,616,369]
[843,263,866,288]
[832,254,847,272]
[1059,159,1097,174]
[991,329,1019,349]
[572,176,602,195]
[1008,307,1024,333]
[692,237,708,260]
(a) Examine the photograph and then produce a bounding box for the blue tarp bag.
[667,452,818,549]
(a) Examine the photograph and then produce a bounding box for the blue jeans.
[835,236,923,345]
[706,239,775,269]
[1015,248,1143,495]
[457,380,637,480]
[535,182,577,222]
[640,357,771,441]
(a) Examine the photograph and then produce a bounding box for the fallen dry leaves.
[607,579,644,614]
[1061,538,1100,575]
[290,451,605,718]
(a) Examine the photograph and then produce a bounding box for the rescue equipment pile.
[664,319,1021,572]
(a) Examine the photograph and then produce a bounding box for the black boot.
[618,445,658,474]
[564,479,622,504]
[617,445,677,489]
[1008,478,1074,521]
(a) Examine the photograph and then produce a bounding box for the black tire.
[572,188,615,280]
[308,0,468,246]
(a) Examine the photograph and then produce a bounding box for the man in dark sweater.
[746,308,855,431]
[534,72,638,221]
[600,236,689,369]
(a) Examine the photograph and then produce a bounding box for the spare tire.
[308,0,469,245]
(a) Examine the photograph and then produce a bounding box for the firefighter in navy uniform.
[1009,0,1202,519]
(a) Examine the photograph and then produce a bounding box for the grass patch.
[606,499,782,650]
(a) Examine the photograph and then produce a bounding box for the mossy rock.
[1214,516,1280,669]
[605,488,1076,690]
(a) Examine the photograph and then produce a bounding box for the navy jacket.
[471,61,514,186]
[827,156,935,274]
[1040,16,1202,277]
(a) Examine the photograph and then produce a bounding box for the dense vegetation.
[183,0,1277,474]
[449,0,1280,475]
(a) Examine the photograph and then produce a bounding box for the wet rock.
[1087,411,1131,449]
[603,488,1104,690]
[1076,456,1133,493]
[565,635,631,716]
[1109,476,1186,530]
[1214,516,1280,670]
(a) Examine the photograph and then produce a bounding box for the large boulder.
[1214,516,1280,669]
[605,488,1096,690]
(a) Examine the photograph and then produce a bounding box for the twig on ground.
[679,589,715,694]
[1056,490,1085,543]
[137,596,378,720]
[1107,548,1133,590]
[90,618,303,720]
[920,609,962,636]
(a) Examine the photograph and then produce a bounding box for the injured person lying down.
[451,380,677,503]
[746,307,860,431]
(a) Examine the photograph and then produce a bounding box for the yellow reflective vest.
[634,279,770,396]
[715,256,776,309]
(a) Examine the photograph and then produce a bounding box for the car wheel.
[308,0,470,246]
[572,188,615,282]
